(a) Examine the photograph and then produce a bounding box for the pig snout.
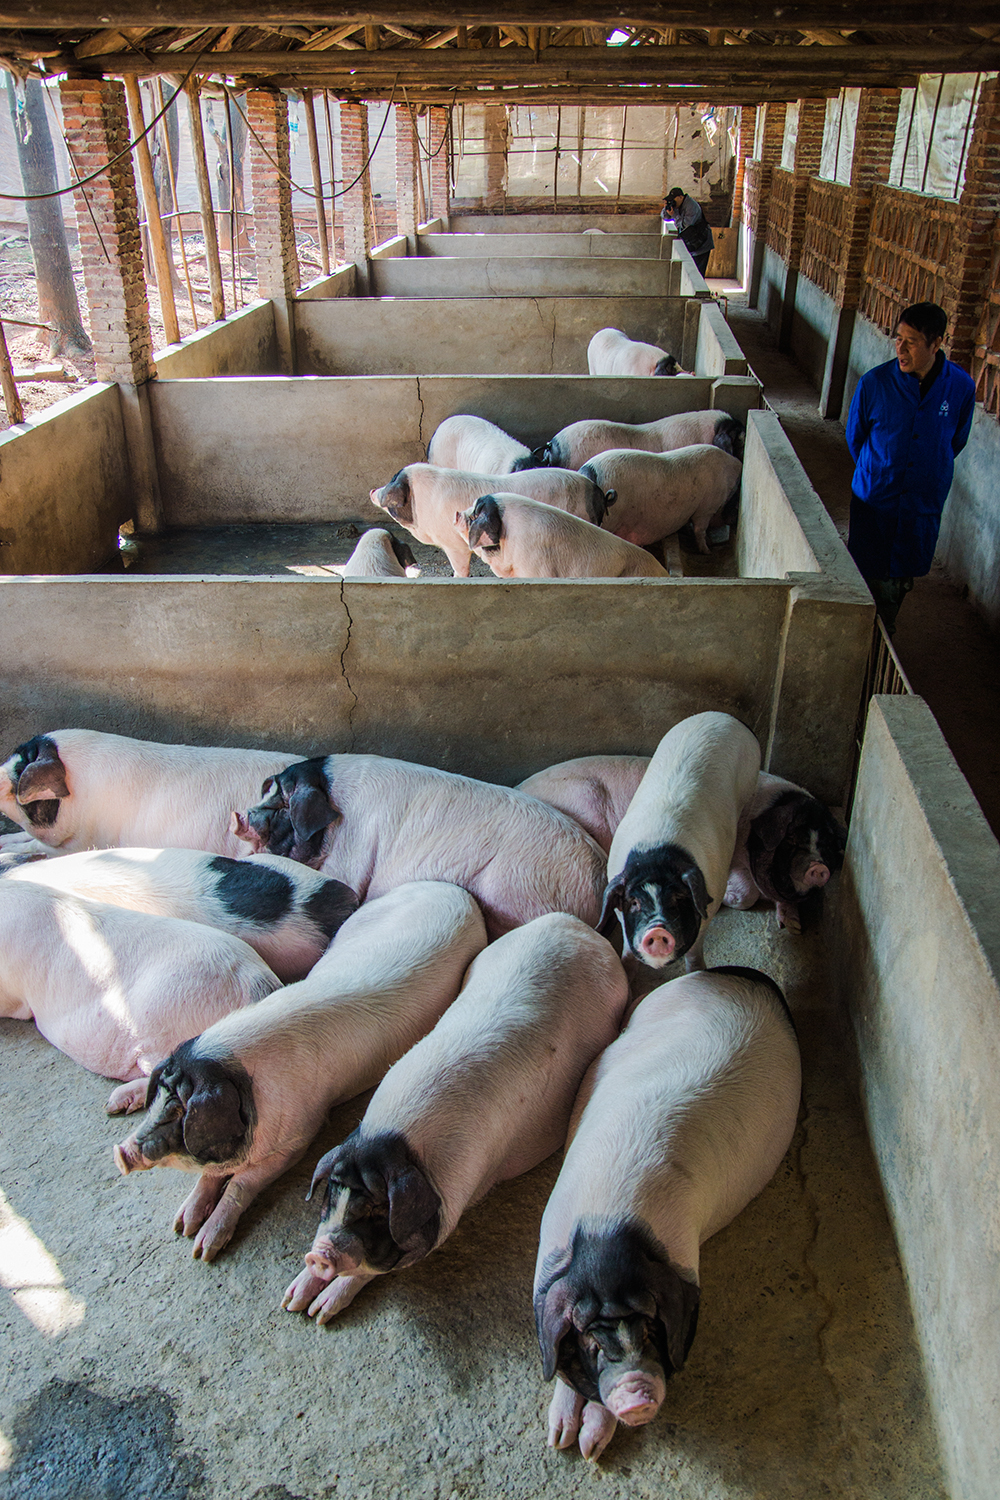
[601,1366,667,1426]
[637,925,676,964]
[305,1230,364,1281]
[114,1138,152,1176]
[799,861,830,891]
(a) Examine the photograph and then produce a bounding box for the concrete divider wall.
[153,301,279,379]
[447,212,661,234]
[696,301,748,377]
[149,374,762,525]
[831,694,1000,1500]
[368,257,677,299]
[370,235,409,259]
[0,383,132,574]
[672,238,712,298]
[295,264,358,301]
[416,232,666,259]
[294,296,694,376]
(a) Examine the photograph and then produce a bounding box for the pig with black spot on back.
[586,326,683,378]
[457,493,667,580]
[534,965,801,1461]
[114,882,486,1262]
[601,712,760,972]
[284,912,629,1322]
[529,411,744,470]
[427,413,532,474]
[724,772,845,934]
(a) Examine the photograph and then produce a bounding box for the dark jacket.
[662,194,714,259]
[846,353,976,577]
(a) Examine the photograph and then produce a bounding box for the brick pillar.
[395,103,418,239]
[59,76,162,532]
[428,106,451,221]
[793,98,827,176]
[759,103,787,166]
[730,105,755,225]
[340,101,375,265]
[484,106,507,209]
[946,75,1000,371]
[247,88,300,299]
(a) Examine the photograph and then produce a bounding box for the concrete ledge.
[295,264,358,301]
[371,235,409,259]
[832,694,1000,1500]
[696,301,748,378]
[153,302,279,379]
[447,212,661,234]
[672,238,712,298]
[416,232,666,259]
[368,257,677,299]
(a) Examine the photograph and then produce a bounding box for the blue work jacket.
[846,354,975,577]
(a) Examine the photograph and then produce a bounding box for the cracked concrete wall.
[831,694,1000,1500]
[368,257,677,299]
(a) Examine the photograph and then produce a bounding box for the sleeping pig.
[516,754,650,855]
[232,753,608,941]
[579,444,743,551]
[427,413,532,474]
[601,712,760,971]
[368,462,612,577]
[283,912,629,1322]
[535,966,801,1460]
[530,411,744,470]
[2,846,357,983]
[113,881,487,1262]
[586,326,682,378]
[724,773,846,934]
[458,493,668,580]
[332,529,418,578]
[0,729,298,859]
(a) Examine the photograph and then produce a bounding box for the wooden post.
[553,104,561,211]
[413,109,428,225]
[323,91,339,262]
[156,79,198,330]
[124,75,180,345]
[0,318,24,424]
[185,78,225,321]
[302,88,330,274]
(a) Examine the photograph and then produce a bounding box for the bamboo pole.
[323,91,340,264]
[185,77,225,321]
[413,107,428,225]
[156,78,199,330]
[553,104,561,212]
[0,318,24,424]
[124,75,180,345]
[302,88,330,273]
[615,103,628,212]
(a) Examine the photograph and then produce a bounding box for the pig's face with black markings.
[0,735,70,839]
[747,792,845,905]
[305,1130,441,1282]
[114,1042,257,1177]
[369,469,413,525]
[235,758,336,867]
[600,844,709,967]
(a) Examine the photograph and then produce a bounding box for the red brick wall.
[428,106,451,219]
[948,75,1000,369]
[247,89,300,299]
[340,101,375,263]
[59,77,154,385]
[793,99,827,176]
[759,103,787,167]
[395,104,418,238]
[730,105,756,226]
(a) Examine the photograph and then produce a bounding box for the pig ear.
[386,1164,440,1255]
[534,1281,575,1381]
[288,783,333,844]
[751,801,795,853]
[648,1266,701,1374]
[598,872,626,933]
[143,1062,166,1111]
[467,495,502,551]
[182,1080,247,1163]
[15,747,69,805]
[682,865,711,921]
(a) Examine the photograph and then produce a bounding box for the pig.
[0,730,298,859]
[114,881,487,1262]
[427,413,532,474]
[283,912,629,1322]
[586,326,682,379]
[529,411,744,470]
[516,755,650,855]
[1,846,358,983]
[457,493,668,580]
[368,462,613,577]
[724,773,846,934]
[534,965,801,1460]
[332,529,418,578]
[601,712,760,971]
[0,879,280,1088]
[579,444,743,552]
[233,753,608,941]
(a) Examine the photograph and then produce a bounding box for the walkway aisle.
[720,289,1000,837]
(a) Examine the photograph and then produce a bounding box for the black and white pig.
[332,529,418,578]
[232,753,608,941]
[724,772,846,934]
[283,912,629,1322]
[0,730,298,859]
[601,712,760,970]
[579,445,742,552]
[534,966,801,1460]
[0,879,281,1087]
[516,754,650,855]
[427,413,532,474]
[586,326,682,378]
[1,846,358,983]
[368,462,612,577]
[529,411,744,470]
[114,881,487,1262]
[458,493,668,580]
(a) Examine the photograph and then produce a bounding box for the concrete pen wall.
[416,232,667,258]
[446,212,662,234]
[367,257,679,299]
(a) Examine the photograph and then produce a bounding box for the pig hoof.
[579,1401,617,1461]
[776,901,802,935]
[282,1267,328,1313]
[309,1272,374,1323]
[106,1081,148,1115]
[547,1384,584,1450]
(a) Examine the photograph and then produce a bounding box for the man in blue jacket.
[846,301,975,634]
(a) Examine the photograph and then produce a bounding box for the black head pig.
[723,772,846,933]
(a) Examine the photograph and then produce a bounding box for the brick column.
[428,106,451,221]
[395,103,418,239]
[946,75,1000,371]
[340,101,375,266]
[792,98,827,175]
[247,88,299,300]
[730,105,755,226]
[759,103,787,167]
[59,76,162,532]
[484,106,507,209]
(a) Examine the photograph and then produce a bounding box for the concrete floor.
[0,902,945,1500]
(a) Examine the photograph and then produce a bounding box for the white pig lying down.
[516,755,651,855]
[0,879,280,1087]
[586,326,683,380]
[283,912,629,1322]
[458,494,668,581]
[426,413,532,474]
[0,847,358,983]
[332,528,419,578]
[579,445,743,553]
[602,712,761,971]
[232,753,607,941]
[528,411,744,470]
[113,882,487,1263]
[368,462,613,578]
[724,772,846,934]
[534,965,802,1461]
[0,729,298,860]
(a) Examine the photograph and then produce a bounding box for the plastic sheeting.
[819,89,860,185]
[889,73,995,200]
